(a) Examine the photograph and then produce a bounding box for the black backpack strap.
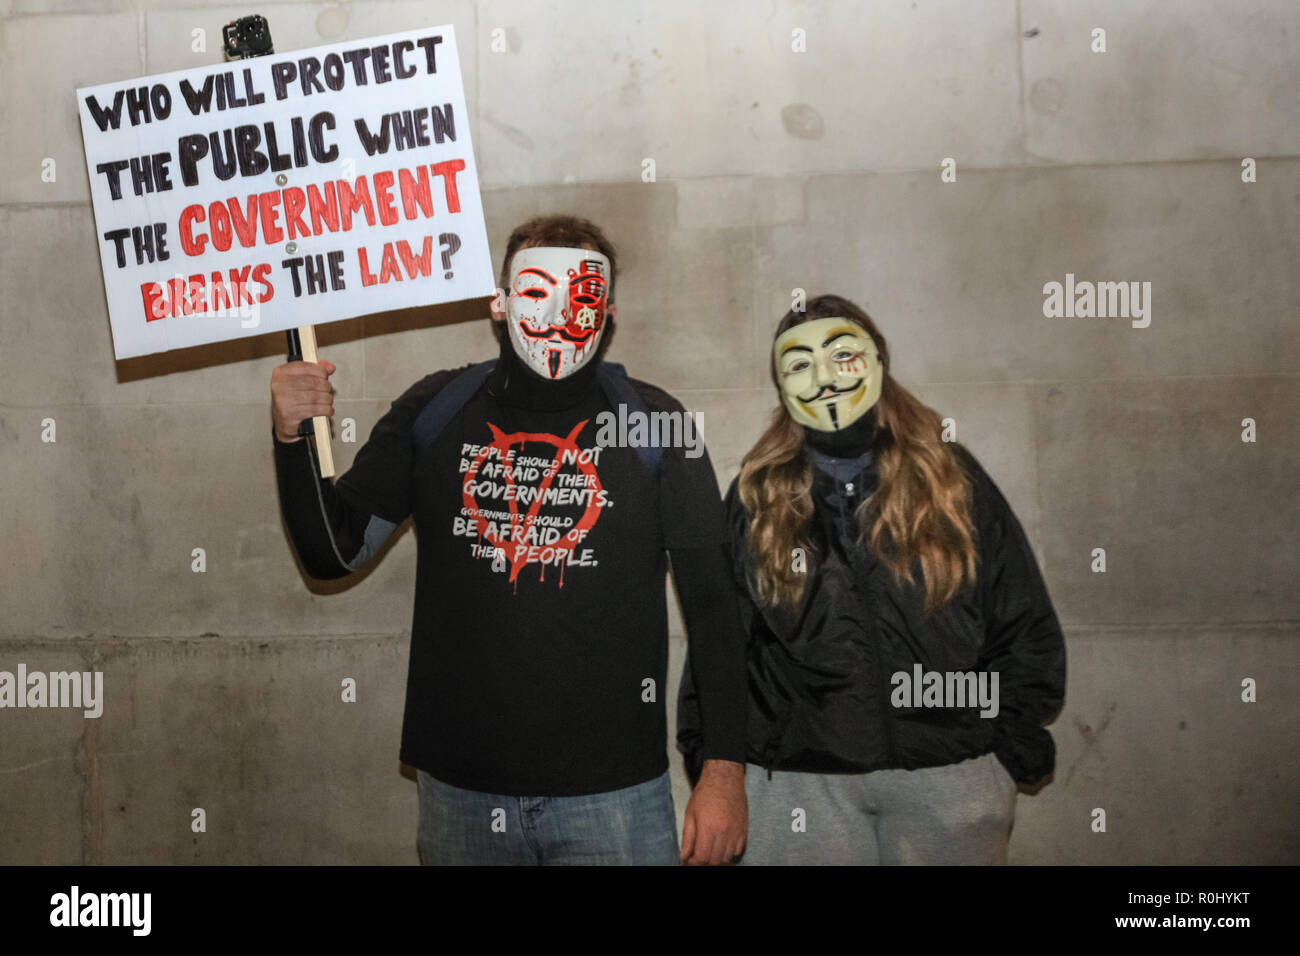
[597,361,663,479]
[410,360,496,460]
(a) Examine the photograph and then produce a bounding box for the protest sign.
[76,24,493,362]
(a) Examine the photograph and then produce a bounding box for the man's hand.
[271,359,336,443]
[680,759,746,865]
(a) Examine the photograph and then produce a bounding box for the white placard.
[76,25,493,360]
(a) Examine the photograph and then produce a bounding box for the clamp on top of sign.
[222,16,275,60]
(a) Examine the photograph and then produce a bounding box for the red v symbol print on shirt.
[461,419,606,588]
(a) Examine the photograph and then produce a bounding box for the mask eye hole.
[519,287,548,300]
[784,358,810,374]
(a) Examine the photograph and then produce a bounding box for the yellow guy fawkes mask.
[774,317,883,431]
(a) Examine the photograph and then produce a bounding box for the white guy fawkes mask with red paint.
[505,246,611,380]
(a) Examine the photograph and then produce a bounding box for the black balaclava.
[486,317,612,411]
[803,405,880,459]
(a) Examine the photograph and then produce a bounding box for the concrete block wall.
[1,0,1296,864]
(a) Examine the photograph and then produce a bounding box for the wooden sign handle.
[235,25,335,479]
[289,325,336,478]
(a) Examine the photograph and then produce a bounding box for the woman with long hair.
[678,294,1066,864]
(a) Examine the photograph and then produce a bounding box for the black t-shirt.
[332,363,728,796]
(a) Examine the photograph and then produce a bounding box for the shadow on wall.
[112,296,492,383]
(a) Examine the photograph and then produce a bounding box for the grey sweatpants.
[740,752,1018,865]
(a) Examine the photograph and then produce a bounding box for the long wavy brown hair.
[739,294,978,615]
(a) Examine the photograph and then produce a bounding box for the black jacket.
[678,442,1066,786]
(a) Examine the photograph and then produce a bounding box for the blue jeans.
[416,769,680,865]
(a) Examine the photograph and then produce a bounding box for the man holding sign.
[271,215,748,865]
[79,24,744,864]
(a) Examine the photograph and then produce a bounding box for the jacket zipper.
[842,474,899,766]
